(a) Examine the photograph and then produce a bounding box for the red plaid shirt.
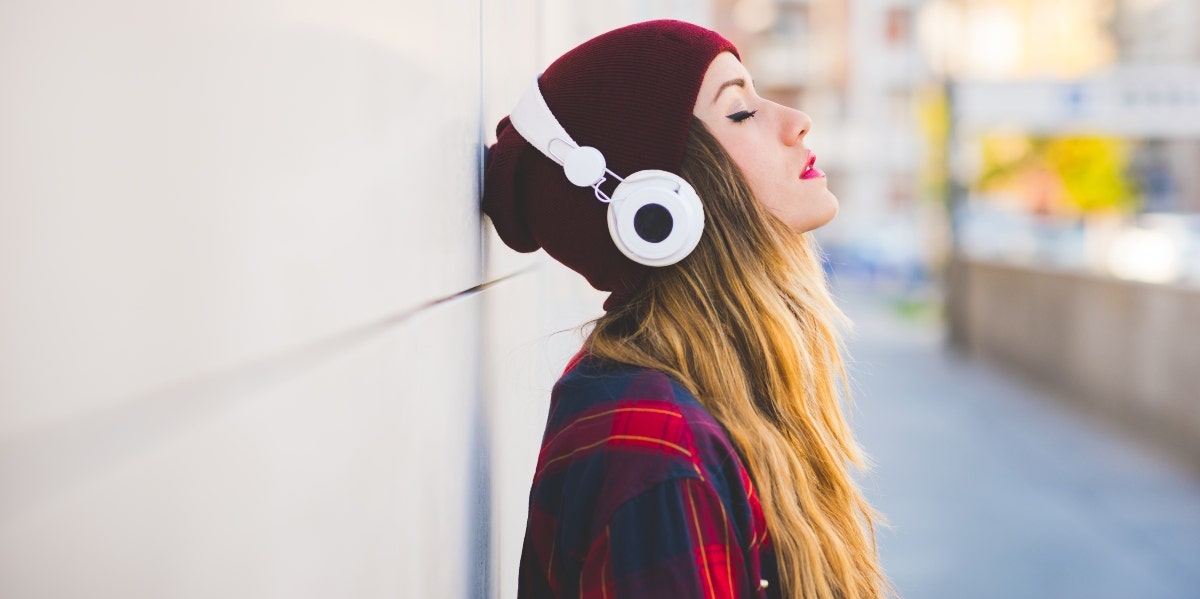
[518,352,780,598]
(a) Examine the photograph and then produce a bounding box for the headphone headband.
[509,77,575,166]
[509,77,610,191]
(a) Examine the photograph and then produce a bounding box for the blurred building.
[1115,0,1200,62]
[1112,0,1200,213]
[933,0,1200,469]
[913,0,1199,283]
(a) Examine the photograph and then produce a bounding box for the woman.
[483,20,890,599]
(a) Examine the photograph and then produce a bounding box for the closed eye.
[726,109,758,123]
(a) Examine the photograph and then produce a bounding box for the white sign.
[954,66,1200,138]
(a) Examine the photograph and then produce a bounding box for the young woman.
[483,20,890,599]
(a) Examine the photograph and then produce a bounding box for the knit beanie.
[482,20,738,310]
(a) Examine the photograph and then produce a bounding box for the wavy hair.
[585,117,890,599]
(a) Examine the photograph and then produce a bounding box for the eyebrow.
[712,78,748,105]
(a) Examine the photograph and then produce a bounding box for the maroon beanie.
[482,20,738,310]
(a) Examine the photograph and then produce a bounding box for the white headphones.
[507,77,705,267]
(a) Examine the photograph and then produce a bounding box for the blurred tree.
[975,133,1137,214]
[1043,137,1135,212]
[916,84,950,204]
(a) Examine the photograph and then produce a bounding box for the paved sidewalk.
[842,291,1200,599]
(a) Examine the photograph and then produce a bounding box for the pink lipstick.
[801,152,825,180]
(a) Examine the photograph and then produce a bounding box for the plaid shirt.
[518,352,780,598]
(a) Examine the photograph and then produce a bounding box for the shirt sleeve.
[577,476,756,599]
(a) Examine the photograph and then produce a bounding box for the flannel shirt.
[518,352,781,598]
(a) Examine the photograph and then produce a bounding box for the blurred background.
[2,0,1198,597]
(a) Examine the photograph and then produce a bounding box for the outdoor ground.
[843,289,1200,599]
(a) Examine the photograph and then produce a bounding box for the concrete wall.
[949,259,1200,467]
[0,2,708,597]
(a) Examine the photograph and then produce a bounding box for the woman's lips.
[801,152,825,180]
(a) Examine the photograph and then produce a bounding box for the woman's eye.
[726,109,758,123]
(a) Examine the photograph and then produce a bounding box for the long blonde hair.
[585,118,890,599]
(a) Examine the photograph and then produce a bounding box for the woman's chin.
[796,195,839,233]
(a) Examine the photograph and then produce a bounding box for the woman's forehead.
[696,52,751,109]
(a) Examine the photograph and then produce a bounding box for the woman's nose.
[781,106,812,145]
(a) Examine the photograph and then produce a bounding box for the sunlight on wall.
[1107,227,1183,283]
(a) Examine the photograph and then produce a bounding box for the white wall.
[0,1,708,598]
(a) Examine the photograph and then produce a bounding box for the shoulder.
[533,355,742,518]
[548,354,710,427]
[546,355,732,467]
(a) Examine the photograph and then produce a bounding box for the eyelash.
[727,109,758,123]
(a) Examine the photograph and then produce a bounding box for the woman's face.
[693,52,837,233]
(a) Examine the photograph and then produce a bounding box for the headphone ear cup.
[607,170,705,267]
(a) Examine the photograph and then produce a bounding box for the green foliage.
[1043,137,1135,212]
[973,133,1137,214]
[917,85,950,205]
